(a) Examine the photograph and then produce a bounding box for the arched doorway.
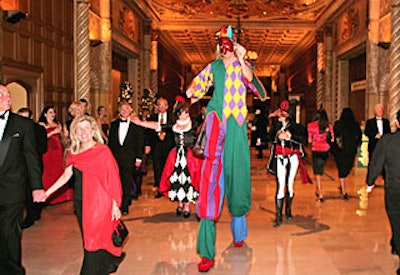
[7,82,28,113]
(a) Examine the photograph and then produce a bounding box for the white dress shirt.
[376,117,383,136]
[0,110,10,141]
[118,118,130,145]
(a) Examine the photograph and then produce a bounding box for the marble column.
[316,30,325,109]
[324,27,334,121]
[150,29,159,95]
[75,0,90,101]
[366,0,380,118]
[389,0,400,130]
[142,22,151,93]
[98,0,112,106]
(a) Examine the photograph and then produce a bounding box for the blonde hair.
[69,115,104,154]
[68,101,84,115]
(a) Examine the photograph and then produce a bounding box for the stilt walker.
[186,25,267,272]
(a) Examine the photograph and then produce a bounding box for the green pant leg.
[197,219,216,259]
[224,118,252,217]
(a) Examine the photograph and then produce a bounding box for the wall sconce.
[90,39,103,47]
[3,10,27,24]
[377,42,390,50]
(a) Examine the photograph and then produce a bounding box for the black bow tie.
[0,110,8,120]
[120,119,128,123]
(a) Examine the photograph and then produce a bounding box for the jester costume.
[190,54,267,262]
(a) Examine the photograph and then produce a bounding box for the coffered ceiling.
[136,0,346,76]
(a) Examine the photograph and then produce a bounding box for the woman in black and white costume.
[268,100,308,227]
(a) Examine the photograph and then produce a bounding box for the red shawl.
[66,144,123,256]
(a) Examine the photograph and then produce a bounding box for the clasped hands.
[32,189,46,202]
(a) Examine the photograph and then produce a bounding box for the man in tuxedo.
[147,97,174,198]
[365,104,391,162]
[108,102,143,215]
[17,108,48,229]
[0,85,46,274]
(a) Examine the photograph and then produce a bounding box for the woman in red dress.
[39,106,73,204]
[45,115,125,274]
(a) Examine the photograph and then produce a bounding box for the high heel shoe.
[342,193,348,200]
[183,211,190,218]
[315,192,324,202]
[176,207,183,216]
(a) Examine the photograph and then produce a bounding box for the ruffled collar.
[172,118,192,133]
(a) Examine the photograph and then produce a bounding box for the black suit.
[147,112,174,188]
[0,112,42,275]
[365,117,391,161]
[108,119,144,211]
[24,123,47,224]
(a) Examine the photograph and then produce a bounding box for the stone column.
[128,58,139,111]
[389,0,400,130]
[142,22,151,92]
[75,0,90,101]
[337,60,350,113]
[316,30,325,109]
[150,29,159,95]
[98,0,112,106]
[366,0,380,118]
[324,27,334,120]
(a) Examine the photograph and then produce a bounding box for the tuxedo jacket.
[108,119,144,167]
[0,113,42,205]
[365,117,391,153]
[146,112,175,153]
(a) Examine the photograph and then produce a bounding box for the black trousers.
[0,203,25,275]
[385,188,400,255]
[118,165,135,210]
[25,183,42,222]
[153,144,170,187]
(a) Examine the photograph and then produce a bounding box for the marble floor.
[22,148,398,275]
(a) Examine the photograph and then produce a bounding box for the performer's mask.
[219,37,234,55]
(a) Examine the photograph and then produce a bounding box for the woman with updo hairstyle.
[63,101,84,138]
[39,106,73,204]
[96,105,109,143]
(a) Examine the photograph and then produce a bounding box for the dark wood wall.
[158,43,187,106]
[349,53,366,124]
[1,0,74,121]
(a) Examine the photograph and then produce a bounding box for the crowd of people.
[1,25,399,274]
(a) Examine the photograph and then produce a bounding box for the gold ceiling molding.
[137,0,347,76]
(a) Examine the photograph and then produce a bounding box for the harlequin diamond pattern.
[222,64,248,124]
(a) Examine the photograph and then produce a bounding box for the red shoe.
[198,257,215,272]
[233,240,244,247]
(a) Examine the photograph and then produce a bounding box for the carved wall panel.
[335,0,367,46]
[1,0,74,121]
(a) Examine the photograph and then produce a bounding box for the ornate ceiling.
[136,0,346,76]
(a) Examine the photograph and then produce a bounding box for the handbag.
[112,220,129,247]
[193,121,206,159]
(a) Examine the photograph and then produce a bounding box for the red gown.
[66,144,123,257]
[42,127,73,204]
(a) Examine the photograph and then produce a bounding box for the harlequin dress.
[42,126,73,204]
[159,122,201,203]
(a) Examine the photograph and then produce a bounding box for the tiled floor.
[22,148,398,274]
